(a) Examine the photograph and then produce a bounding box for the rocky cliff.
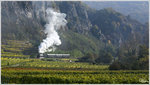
[1,1,148,57]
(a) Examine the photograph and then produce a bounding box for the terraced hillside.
[1,40,33,58]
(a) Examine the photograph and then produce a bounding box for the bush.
[78,53,97,64]
[96,52,113,64]
[109,61,121,70]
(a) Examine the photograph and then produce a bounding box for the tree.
[137,45,149,70]
[138,56,149,70]
[116,48,125,61]
[103,53,113,64]
[91,25,101,39]
[138,45,148,59]
[97,52,113,64]
[78,53,97,64]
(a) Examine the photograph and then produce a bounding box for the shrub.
[109,61,121,70]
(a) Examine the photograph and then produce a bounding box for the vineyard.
[1,58,32,67]
[1,58,149,84]
[1,58,108,70]
[1,40,32,58]
[1,41,149,84]
[1,1,149,84]
[2,68,149,84]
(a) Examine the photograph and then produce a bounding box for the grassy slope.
[2,30,105,58]
[49,30,105,58]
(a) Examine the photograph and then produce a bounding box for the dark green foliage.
[56,30,103,57]
[109,45,149,70]
[78,53,97,64]
[87,7,146,46]
[109,61,121,70]
[138,45,149,59]
[91,25,101,39]
[101,53,113,64]
[79,51,113,64]
[96,52,113,64]
[93,44,115,64]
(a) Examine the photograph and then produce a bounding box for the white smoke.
[39,8,67,53]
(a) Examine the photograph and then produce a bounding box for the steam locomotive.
[38,53,70,59]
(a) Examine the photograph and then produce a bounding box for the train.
[39,53,70,59]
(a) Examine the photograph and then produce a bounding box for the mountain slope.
[87,8,147,45]
[1,1,148,58]
[84,1,149,24]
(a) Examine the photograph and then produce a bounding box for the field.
[1,40,31,58]
[1,40,149,84]
[1,1,149,84]
[1,58,149,84]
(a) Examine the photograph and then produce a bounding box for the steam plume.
[39,8,67,53]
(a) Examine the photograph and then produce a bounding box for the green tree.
[91,25,101,39]
[138,45,148,59]
[103,53,113,64]
[97,52,113,64]
[79,53,97,64]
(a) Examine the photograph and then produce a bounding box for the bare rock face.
[1,1,147,47]
[1,1,94,40]
[57,2,92,34]
[2,2,44,41]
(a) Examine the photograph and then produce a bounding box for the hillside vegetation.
[1,1,149,70]
[1,40,32,58]
[84,1,149,24]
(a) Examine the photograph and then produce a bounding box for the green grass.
[49,30,105,58]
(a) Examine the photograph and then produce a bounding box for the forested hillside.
[1,1,149,70]
[84,1,149,24]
